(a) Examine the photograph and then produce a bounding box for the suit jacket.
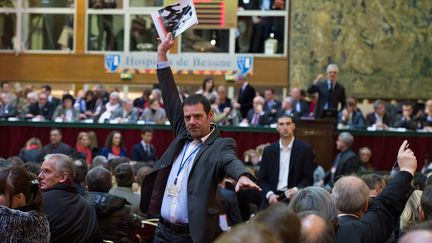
[111,107,139,123]
[237,84,256,119]
[263,99,281,122]
[0,104,17,118]
[28,102,56,120]
[246,109,270,126]
[52,105,80,122]
[41,142,72,159]
[307,81,346,118]
[276,109,300,121]
[335,171,414,243]
[365,112,393,127]
[131,142,158,163]
[293,99,310,117]
[332,149,359,184]
[258,139,315,207]
[393,114,417,130]
[338,110,366,129]
[141,67,251,243]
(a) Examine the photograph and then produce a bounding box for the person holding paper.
[140,32,260,243]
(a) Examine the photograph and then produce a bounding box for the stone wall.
[290,0,432,99]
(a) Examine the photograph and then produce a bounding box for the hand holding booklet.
[151,0,199,41]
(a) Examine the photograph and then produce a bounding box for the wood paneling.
[0,53,288,86]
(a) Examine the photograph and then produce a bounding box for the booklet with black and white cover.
[151,0,199,41]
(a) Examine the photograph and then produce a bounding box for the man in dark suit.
[365,100,393,129]
[276,96,300,121]
[26,92,55,120]
[307,64,346,118]
[140,32,260,243]
[41,85,61,108]
[326,132,359,186]
[258,115,314,208]
[244,96,270,126]
[290,87,310,117]
[0,92,17,118]
[394,102,417,130]
[263,89,281,123]
[131,127,158,163]
[233,73,256,119]
[41,128,72,160]
[333,140,416,242]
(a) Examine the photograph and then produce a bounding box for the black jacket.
[43,184,100,243]
[86,192,141,243]
[335,171,414,243]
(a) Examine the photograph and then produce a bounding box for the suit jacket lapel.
[289,140,299,178]
[272,143,280,189]
[189,125,220,176]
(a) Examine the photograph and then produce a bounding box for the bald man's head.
[332,176,370,216]
[399,230,432,243]
[299,213,334,243]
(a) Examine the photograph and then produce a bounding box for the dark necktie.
[327,83,333,108]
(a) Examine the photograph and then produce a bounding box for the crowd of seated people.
[1,119,432,242]
[1,80,432,132]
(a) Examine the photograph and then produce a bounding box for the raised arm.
[156,32,185,135]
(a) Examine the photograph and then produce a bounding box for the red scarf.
[111,146,121,156]
[77,144,92,165]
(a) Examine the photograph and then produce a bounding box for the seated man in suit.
[111,99,139,124]
[41,128,72,159]
[0,92,17,119]
[394,102,417,130]
[26,92,56,121]
[365,100,393,129]
[258,115,314,208]
[131,127,158,163]
[290,87,310,117]
[276,96,299,121]
[242,96,270,126]
[325,132,359,186]
[263,89,281,124]
[333,140,416,242]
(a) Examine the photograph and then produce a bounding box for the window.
[0,0,76,52]
[86,0,288,56]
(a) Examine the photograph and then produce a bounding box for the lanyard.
[174,141,202,185]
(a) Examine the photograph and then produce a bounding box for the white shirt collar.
[279,137,294,151]
[199,126,215,143]
[241,82,248,90]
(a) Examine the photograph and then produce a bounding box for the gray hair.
[44,153,76,180]
[358,147,372,155]
[326,64,339,73]
[332,176,370,214]
[93,155,107,165]
[234,72,247,81]
[110,92,120,99]
[338,132,354,148]
[373,100,385,110]
[86,167,112,193]
[283,96,293,104]
[290,186,337,221]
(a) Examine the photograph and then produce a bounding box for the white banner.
[105,53,254,75]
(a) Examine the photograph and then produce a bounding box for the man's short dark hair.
[50,128,62,136]
[421,185,432,220]
[277,114,296,124]
[74,158,88,184]
[86,167,112,192]
[360,174,383,190]
[0,81,9,88]
[114,163,134,187]
[182,94,211,114]
[41,85,52,92]
[252,203,301,243]
[141,127,154,135]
